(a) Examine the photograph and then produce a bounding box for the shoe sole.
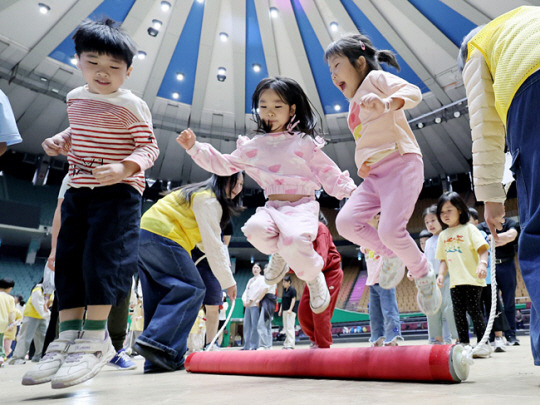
[310,295,330,314]
[106,362,137,370]
[22,375,54,385]
[494,347,506,353]
[379,265,405,289]
[51,347,116,389]
[417,283,442,316]
[264,266,289,285]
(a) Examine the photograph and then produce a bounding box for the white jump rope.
[458,235,498,366]
[193,254,236,351]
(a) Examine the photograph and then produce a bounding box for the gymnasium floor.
[2,338,539,405]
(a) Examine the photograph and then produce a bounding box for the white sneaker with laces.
[264,253,289,285]
[379,256,406,289]
[307,273,330,314]
[51,331,116,389]
[472,342,493,358]
[415,265,442,316]
[494,337,507,353]
[22,336,75,385]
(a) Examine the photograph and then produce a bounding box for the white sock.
[58,330,79,341]
[80,329,107,340]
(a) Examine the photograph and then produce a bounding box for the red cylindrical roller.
[185,345,469,383]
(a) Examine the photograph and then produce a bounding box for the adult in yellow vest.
[458,6,540,367]
[9,283,51,364]
[133,173,243,373]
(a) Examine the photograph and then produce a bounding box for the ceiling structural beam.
[269,0,328,131]
[352,0,452,105]
[142,0,193,108]
[254,1,279,75]
[230,0,247,133]
[385,0,458,59]
[190,0,221,129]
[440,0,490,26]
[120,0,155,35]
[0,0,19,13]
[16,0,104,73]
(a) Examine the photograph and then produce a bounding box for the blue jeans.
[243,306,260,350]
[369,285,401,344]
[257,310,273,348]
[137,230,206,371]
[506,68,540,364]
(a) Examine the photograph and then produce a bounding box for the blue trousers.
[243,306,260,350]
[506,69,540,365]
[369,285,401,344]
[137,230,206,371]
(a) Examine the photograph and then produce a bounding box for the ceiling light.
[330,22,339,32]
[38,3,50,14]
[176,72,184,81]
[453,111,461,118]
[152,19,163,30]
[217,67,227,82]
[434,117,442,124]
[137,51,147,60]
[51,88,59,94]
[219,32,229,42]
[40,77,48,82]
[172,92,180,100]
[334,104,341,112]
[269,7,279,18]
[160,1,171,12]
[252,64,261,73]
[416,122,424,129]
[147,27,158,37]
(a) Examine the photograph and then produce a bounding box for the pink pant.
[241,197,323,282]
[336,152,428,278]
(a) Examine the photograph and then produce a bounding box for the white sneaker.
[415,266,442,316]
[494,337,507,353]
[22,336,74,385]
[264,253,289,285]
[379,256,405,289]
[51,331,116,389]
[370,337,385,347]
[307,273,330,314]
[472,342,493,358]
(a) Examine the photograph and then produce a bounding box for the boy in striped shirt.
[23,18,159,389]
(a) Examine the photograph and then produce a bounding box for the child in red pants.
[297,220,343,348]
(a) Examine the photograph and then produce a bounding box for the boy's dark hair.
[418,229,433,239]
[0,278,15,289]
[436,191,470,229]
[175,173,244,229]
[325,34,400,73]
[283,275,291,283]
[468,207,479,221]
[422,204,438,219]
[73,18,137,68]
[15,294,25,306]
[251,76,321,137]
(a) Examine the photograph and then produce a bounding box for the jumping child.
[325,34,441,315]
[178,76,356,314]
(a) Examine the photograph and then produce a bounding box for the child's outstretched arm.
[178,128,247,176]
[311,146,356,199]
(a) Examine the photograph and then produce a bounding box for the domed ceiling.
[0,0,536,192]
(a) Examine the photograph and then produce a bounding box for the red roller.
[185,345,470,383]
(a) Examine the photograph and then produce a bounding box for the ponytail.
[376,50,400,71]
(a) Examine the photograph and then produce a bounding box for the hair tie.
[359,40,366,51]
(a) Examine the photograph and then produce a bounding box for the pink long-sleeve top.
[348,70,422,174]
[186,131,356,199]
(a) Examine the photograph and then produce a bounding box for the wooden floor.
[2,337,539,405]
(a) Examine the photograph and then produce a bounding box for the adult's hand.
[226,284,237,301]
[484,202,505,239]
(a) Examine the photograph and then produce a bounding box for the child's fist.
[177,128,197,150]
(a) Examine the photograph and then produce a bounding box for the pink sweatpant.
[336,152,428,278]
[241,197,323,282]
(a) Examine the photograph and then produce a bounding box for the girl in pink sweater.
[178,76,355,314]
[325,34,441,316]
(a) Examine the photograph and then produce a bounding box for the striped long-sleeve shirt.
[59,86,159,194]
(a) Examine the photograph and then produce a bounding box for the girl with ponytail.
[325,34,442,317]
